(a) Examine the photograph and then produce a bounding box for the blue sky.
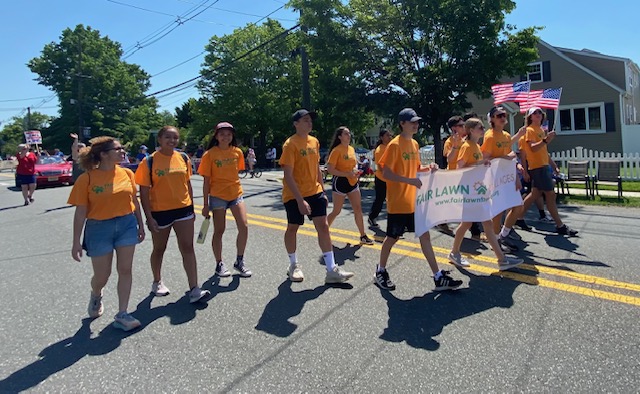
[2,0,639,125]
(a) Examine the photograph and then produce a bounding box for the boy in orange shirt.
[281,109,354,284]
[374,108,462,291]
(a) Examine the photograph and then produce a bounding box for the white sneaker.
[498,256,524,271]
[325,266,354,283]
[151,281,170,296]
[448,252,470,267]
[188,287,210,303]
[287,263,304,282]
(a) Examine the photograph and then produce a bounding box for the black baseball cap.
[292,109,317,122]
[398,108,422,123]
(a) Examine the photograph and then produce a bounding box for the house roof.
[539,40,625,94]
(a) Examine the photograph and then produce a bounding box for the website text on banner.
[414,158,523,238]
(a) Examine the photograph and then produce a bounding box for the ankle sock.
[288,253,297,264]
[499,226,511,238]
[434,270,443,280]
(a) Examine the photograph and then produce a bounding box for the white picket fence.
[550,146,640,180]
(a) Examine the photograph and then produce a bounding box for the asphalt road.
[0,170,639,393]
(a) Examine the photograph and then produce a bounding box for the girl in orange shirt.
[326,126,374,245]
[448,118,523,271]
[136,126,210,303]
[368,129,392,228]
[67,137,145,331]
[199,122,252,278]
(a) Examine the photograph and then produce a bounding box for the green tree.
[198,20,303,161]
[292,0,539,162]
[28,24,159,149]
[0,112,53,157]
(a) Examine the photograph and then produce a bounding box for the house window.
[527,62,543,82]
[557,103,605,134]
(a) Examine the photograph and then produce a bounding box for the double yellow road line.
[194,204,640,307]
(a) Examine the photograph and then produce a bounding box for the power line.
[173,0,295,22]
[0,95,53,103]
[146,23,300,98]
[150,51,206,78]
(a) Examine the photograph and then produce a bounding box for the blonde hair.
[77,136,117,171]
[463,118,483,138]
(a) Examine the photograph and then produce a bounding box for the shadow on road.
[379,267,535,351]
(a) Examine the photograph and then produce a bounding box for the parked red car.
[14,156,73,188]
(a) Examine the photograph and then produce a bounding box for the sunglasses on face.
[495,113,507,119]
[533,111,543,115]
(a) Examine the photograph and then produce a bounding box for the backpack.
[147,151,190,187]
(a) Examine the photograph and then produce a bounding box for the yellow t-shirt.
[443,136,463,169]
[377,136,419,214]
[374,143,387,180]
[327,144,358,186]
[523,125,549,170]
[67,167,137,220]
[198,146,245,201]
[135,151,192,212]
[457,140,483,167]
[481,129,513,158]
[279,134,323,202]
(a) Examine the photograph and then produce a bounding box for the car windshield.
[37,156,65,165]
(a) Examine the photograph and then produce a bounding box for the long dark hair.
[206,126,238,150]
[375,128,389,148]
[329,126,350,152]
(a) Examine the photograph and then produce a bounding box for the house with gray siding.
[469,40,640,154]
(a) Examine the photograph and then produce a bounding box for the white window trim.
[556,102,606,135]
[527,61,543,83]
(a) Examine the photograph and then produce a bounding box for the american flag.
[491,81,531,105]
[519,88,563,113]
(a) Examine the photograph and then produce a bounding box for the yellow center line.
[194,204,640,302]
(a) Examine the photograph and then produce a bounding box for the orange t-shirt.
[523,125,549,170]
[279,134,323,202]
[443,136,463,169]
[198,146,245,201]
[481,129,513,159]
[457,140,483,167]
[327,144,358,186]
[135,151,192,212]
[374,143,387,180]
[377,135,419,214]
[67,167,137,220]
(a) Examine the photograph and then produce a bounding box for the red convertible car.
[15,156,73,188]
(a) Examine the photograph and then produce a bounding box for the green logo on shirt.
[215,160,223,167]
[473,152,482,161]
[401,151,416,160]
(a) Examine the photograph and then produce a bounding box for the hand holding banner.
[414,158,523,238]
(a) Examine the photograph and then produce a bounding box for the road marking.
[195,204,640,306]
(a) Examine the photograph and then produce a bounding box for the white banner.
[415,158,523,238]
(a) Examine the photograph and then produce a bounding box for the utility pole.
[27,107,32,130]
[300,9,311,110]
[77,36,84,142]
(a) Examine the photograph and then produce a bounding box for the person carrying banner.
[281,109,354,284]
[448,118,524,271]
[368,129,392,228]
[16,144,39,205]
[373,108,463,291]
[481,106,527,253]
[326,126,374,245]
[519,107,578,236]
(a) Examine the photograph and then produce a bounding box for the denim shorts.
[83,213,139,257]
[209,195,244,210]
[16,174,36,185]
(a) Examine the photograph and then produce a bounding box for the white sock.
[434,270,443,280]
[376,264,386,273]
[288,253,297,265]
[500,226,511,238]
[323,251,336,271]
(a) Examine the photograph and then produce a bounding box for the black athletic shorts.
[151,205,195,229]
[386,213,415,239]
[529,165,554,192]
[284,192,328,225]
[332,176,359,195]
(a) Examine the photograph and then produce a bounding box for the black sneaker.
[498,235,519,252]
[515,219,531,231]
[368,217,379,228]
[374,269,396,291]
[360,235,374,245]
[433,270,462,291]
[556,224,578,236]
